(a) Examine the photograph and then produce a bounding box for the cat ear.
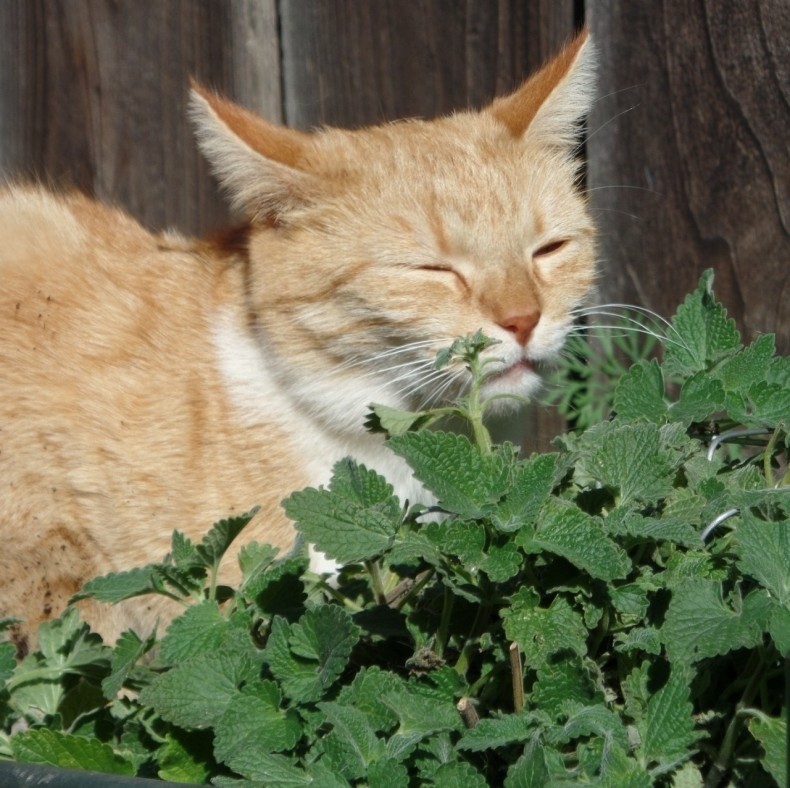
[488,28,596,148]
[189,83,316,219]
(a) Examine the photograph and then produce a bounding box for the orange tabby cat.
[0,32,596,653]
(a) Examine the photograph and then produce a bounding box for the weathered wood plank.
[0,0,281,234]
[588,0,789,352]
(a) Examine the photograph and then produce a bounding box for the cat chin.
[480,362,544,406]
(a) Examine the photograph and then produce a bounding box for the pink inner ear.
[489,28,589,137]
[191,82,312,169]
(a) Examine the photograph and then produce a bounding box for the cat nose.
[498,311,540,346]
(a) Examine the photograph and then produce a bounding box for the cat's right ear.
[189,83,316,220]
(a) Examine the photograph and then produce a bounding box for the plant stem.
[704,647,768,788]
[763,422,784,487]
[435,586,455,658]
[509,642,524,713]
[364,560,387,606]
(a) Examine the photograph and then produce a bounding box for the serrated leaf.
[155,731,213,784]
[318,701,385,770]
[670,372,726,425]
[139,646,258,728]
[368,757,409,787]
[493,453,557,532]
[519,499,630,581]
[664,269,741,376]
[613,359,667,422]
[101,629,155,699]
[336,667,402,732]
[747,713,787,788]
[220,749,311,785]
[0,641,16,687]
[715,333,775,393]
[614,627,662,655]
[10,728,133,775]
[480,540,522,582]
[734,514,790,605]
[503,740,550,787]
[283,459,401,563]
[265,606,360,703]
[214,682,301,771]
[662,579,763,663]
[197,507,259,566]
[388,431,510,518]
[547,703,628,751]
[531,657,601,718]
[159,600,230,663]
[457,713,537,751]
[73,565,163,603]
[366,403,442,436]
[501,587,588,666]
[425,520,485,565]
[638,668,699,763]
[579,422,676,506]
[430,760,488,787]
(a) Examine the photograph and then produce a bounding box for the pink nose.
[498,311,540,346]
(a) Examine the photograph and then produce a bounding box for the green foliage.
[1,271,788,786]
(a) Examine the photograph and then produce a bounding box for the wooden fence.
[1,0,787,448]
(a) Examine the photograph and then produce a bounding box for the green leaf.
[155,731,214,784]
[670,372,726,425]
[0,641,16,688]
[613,359,667,422]
[159,600,230,663]
[457,713,537,751]
[318,701,386,770]
[493,453,557,532]
[139,646,258,728]
[546,702,628,752]
[366,403,442,436]
[264,606,360,703]
[368,757,409,787]
[501,588,588,666]
[663,269,741,376]
[214,682,301,770]
[519,499,631,581]
[503,740,550,787]
[734,514,790,605]
[430,760,488,787]
[388,431,510,518]
[101,629,155,699]
[197,507,259,567]
[73,565,163,603]
[10,728,134,775]
[531,657,602,718]
[335,667,402,732]
[638,668,699,764]
[578,422,676,506]
[480,540,522,582]
[747,712,787,788]
[283,459,401,563]
[662,579,763,664]
[715,333,775,393]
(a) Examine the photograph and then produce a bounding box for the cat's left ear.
[189,83,318,220]
[488,28,596,148]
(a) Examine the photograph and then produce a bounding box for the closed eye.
[417,265,469,290]
[534,239,569,258]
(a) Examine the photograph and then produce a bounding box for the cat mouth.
[486,357,536,383]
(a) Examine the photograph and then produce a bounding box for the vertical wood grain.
[588,0,789,352]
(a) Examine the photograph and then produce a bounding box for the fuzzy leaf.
[368,757,409,787]
[747,713,787,788]
[501,588,588,666]
[197,507,259,566]
[265,606,360,703]
[613,359,667,422]
[715,333,775,393]
[579,422,676,506]
[430,760,488,787]
[318,701,386,770]
[73,565,163,603]
[457,713,537,751]
[101,629,155,699]
[734,514,790,606]
[10,728,134,775]
[504,741,550,787]
[158,600,232,663]
[670,372,726,425]
[662,580,763,664]
[214,682,301,767]
[366,403,442,436]
[638,669,699,763]
[519,499,630,581]
[493,453,557,532]
[388,431,510,518]
[663,269,740,376]
[283,459,401,563]
[138,646,258,728]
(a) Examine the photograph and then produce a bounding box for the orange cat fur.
[0,32,596,653]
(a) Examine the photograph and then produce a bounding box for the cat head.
[190,31,597,430]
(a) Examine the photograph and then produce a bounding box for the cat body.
[0,32,596,651]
